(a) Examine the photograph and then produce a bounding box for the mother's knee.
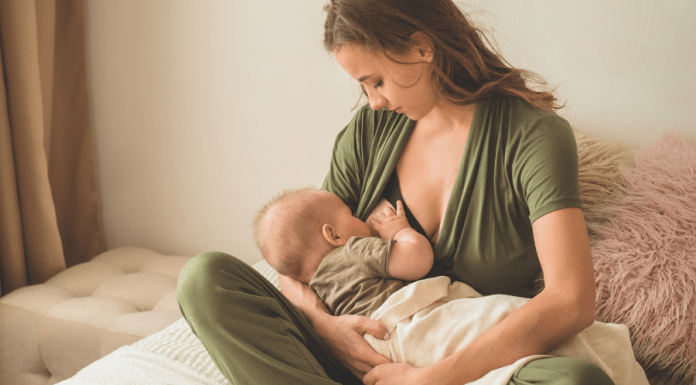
[513,357,614,385]
[177,251,245,310]
[561,359,614,385]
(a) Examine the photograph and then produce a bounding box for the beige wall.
[86,0,696,262]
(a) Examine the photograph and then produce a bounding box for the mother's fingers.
[357,317,390,341]
[364,363,422,385]
[320,315,392,379]
[353,318,391,373]
[354,343,392,377]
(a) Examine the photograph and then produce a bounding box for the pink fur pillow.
[591,132,696,383]
[573,129,636,238]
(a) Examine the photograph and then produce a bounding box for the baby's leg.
[364,277,529,367]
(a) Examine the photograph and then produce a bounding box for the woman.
[177,1,615,384]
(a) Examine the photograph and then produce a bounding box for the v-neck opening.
[382,170,431,243]
[392,103,482,248]
[434,103,481,249]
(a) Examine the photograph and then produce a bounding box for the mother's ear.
[322,223,346,246]
[409,31,434,63]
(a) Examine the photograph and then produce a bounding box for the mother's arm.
[278,274,392,379]
[364,207,597,385]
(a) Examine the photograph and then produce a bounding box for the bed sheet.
[57,261,279,385]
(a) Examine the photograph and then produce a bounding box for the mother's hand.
[312,313,392,380]
[364,362,430,385]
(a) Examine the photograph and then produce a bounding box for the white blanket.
[56,318,228,385]
[364,276,650,385]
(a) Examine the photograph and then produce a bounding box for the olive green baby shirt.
[321,95,582,298]
[309,237,402,318]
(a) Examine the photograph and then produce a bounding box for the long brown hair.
[323,0,562,111]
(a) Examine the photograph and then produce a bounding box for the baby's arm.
[369,200,434,281]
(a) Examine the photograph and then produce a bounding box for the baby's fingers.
[370,212,385,224]
[395,200,404,217]
[382,204,397,216]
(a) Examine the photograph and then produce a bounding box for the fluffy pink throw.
[592,132,696,382]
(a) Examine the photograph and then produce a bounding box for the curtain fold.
[0,0,103,296]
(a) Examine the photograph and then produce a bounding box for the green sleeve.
[321,105,414,219]
[511,114,583,223]
[320,107,369,213]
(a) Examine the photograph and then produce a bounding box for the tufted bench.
[0,247,192,385]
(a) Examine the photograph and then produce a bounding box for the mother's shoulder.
[347,104,414,139]
[486,94,571,135]
[487,94,562,120]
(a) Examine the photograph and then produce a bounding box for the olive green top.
[321,95,582,297]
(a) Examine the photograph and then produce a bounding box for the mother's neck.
[419,101,477,133]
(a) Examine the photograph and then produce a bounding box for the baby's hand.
[369,200,411,240]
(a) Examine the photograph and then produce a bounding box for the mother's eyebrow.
[358,74,372,82]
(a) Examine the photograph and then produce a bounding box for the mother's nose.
[368,93,387,110]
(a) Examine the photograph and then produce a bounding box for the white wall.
[86,0,696,263]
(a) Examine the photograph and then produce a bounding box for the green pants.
[177,251,615,385]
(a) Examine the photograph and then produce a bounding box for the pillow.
[573,129,636,238]
[534,129,634,293]
[591,132,696,383]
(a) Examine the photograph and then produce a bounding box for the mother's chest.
[396,128,469,242]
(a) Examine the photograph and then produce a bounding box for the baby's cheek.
[351,219,372,238]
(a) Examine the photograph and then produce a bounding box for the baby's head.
[254,188,371,283]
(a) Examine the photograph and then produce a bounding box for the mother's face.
[334,43,438,121]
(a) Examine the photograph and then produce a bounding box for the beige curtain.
[0,0,103,296]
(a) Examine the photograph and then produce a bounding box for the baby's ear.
[322,223,345,246]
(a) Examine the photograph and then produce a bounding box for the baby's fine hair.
[253,187,328,278]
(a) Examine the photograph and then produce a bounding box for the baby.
[253,187,648,385]
[253,187,433,318]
